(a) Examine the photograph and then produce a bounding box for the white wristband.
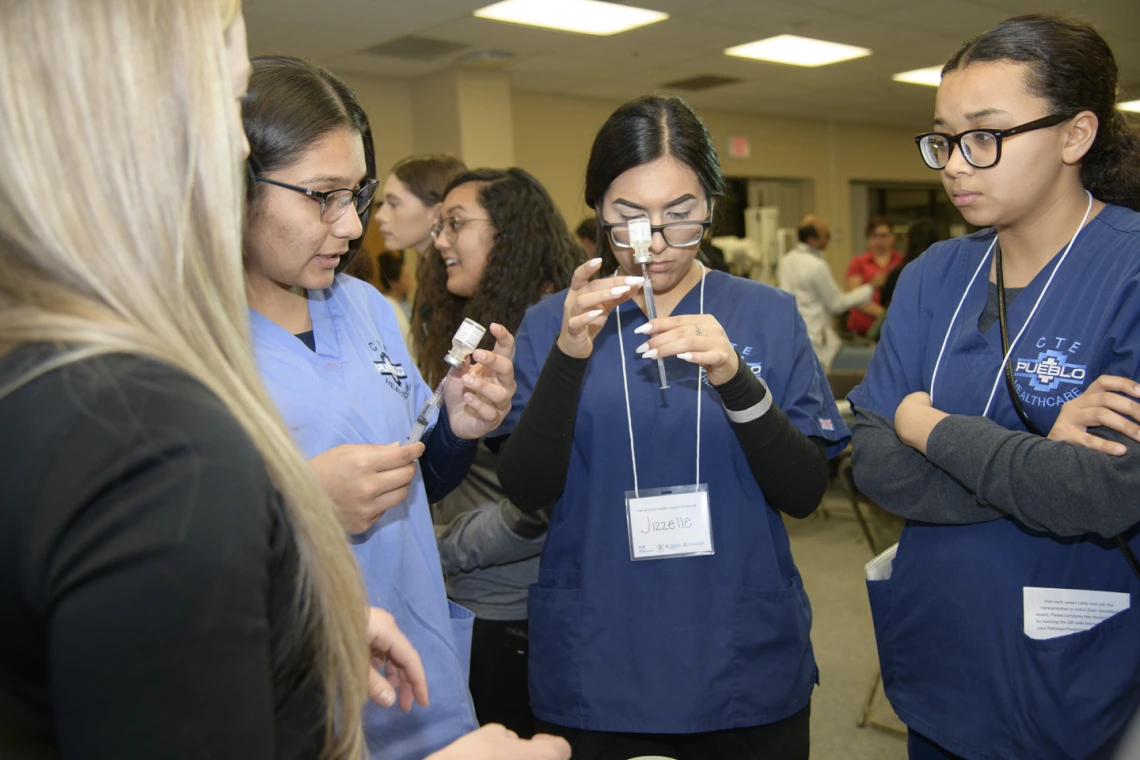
[724,376,773,423]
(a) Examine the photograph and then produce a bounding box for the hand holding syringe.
[407,318,486,444]
[627,216,669,389]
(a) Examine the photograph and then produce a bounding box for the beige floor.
[786,490,908,760]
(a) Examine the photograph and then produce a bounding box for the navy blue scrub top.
[502,269,849,734]
[849,204,1140,759]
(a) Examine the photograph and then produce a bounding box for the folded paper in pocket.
[865,543,898,581]
[1023,586,1130,640]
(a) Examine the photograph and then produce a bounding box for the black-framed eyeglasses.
[430,216,492,242]
[915,113,1074,170]
[600,218,712,248]
[254,176,379,223]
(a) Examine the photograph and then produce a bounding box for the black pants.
[535,702,810,760]
[468,617,534,738]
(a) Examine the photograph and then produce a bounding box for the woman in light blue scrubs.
[496,95,849,760]
[240,56,520,760]
[848,15,1140,760]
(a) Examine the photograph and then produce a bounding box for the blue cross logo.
[1013,350,1087,393]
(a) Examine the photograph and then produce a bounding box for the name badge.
[625,484,713,561]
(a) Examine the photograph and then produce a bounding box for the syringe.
[628,216,669,389]
[407,318,487,443]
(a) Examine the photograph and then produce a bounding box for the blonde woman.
[0,2,568,760]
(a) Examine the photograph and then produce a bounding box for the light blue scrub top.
[250,274,478,760]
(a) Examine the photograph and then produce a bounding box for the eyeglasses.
[254,176,379,223]
[430,216,492,242]
[915,113,1074,170]
[600,218,711,249]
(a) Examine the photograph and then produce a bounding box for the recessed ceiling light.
[892,66,944,87]
[473,0,668,36]
[1119,100,1140,113]
[724,35,871,67]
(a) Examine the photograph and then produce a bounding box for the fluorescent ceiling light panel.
[1119,100,1140,113]
[892,66,944,87]
[474,0,668,36]
[724,35,871,67]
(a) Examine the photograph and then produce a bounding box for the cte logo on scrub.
[369,345,411,399]
[1014,336,1087,409]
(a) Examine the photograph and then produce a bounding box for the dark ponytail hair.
[943,14,1140,211]
[242,56,376,272]
[584,95,725,264]
[418,167,582,385]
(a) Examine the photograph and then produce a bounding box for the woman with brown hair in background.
[374,154,467,365]
[427,167,581,737]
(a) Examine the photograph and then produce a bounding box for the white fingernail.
[625,276,645,285]
[611,285,631,296]
[643,349,658,359]
[587,257,602,268]
[587,309,603,319]
[678,352,693,361]
[634,323,653,334]
[635,341,649,354]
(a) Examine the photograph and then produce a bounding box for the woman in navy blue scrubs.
[848,15,1140,760]
[495,95,850,760]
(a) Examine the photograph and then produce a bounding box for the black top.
[977,281,1023,333]
[296,330,317,352]
[498,342,829,519]
[0,351,324,759]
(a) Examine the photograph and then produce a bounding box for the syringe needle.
[407,375,448,444]
[641,262,669,389]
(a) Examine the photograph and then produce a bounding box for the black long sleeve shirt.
[0,352,324,759]
[498,342,829,518]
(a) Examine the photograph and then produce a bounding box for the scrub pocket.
[448,600,475,685]
[1011,602,1140,758]
[865,578,894,688]
[732,579,816,718]
[527,578,584,721]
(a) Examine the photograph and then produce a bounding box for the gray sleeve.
[434,501,547,576]
[850,407,1002,525]
[926,415,1140,538]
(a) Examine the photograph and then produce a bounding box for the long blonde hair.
[0,1,368,756]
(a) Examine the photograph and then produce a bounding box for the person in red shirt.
[845,216,904,335]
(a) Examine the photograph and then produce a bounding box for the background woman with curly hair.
[428,167,582,737]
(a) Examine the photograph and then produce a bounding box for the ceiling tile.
[957,0,1096,13]
[1081,0,1140,41]
[415,15,580,56]
[697,0,844,35]
[246,0,1139,129]
[322,53,449,78]
[887,0,1011,37]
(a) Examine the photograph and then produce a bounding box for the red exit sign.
[727,136,751,159]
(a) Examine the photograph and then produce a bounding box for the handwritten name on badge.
[627,488,713,560]
[640,514,695,534]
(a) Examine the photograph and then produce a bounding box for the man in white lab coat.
[777,215,882,371]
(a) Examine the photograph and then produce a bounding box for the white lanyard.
[615,264,706,497]
[929,190,1094,416]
